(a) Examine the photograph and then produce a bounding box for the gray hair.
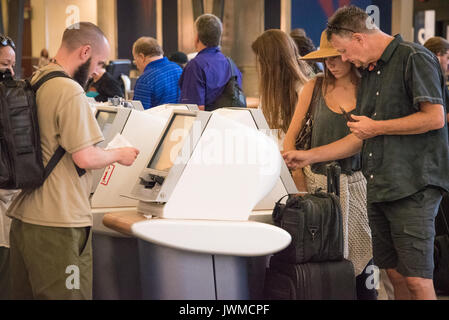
[133,37,164,57]
[195,14,222,47]
[326,6,376,40]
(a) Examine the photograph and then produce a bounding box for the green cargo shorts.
[367,187,442,279]
[9,219,92,300]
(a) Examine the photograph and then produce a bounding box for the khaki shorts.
[367,187,442,279]
[9,219,92,300]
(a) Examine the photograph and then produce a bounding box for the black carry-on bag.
[271,163,344,264]
[264,162,356,300]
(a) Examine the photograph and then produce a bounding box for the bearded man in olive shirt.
[283,6,449,300]
[7,22,139,300]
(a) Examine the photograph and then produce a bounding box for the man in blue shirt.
[179,14,243,111]
[132,37,182,110]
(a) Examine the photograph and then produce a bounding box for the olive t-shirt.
[7,65,104,227]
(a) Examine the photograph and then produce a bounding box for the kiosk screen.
[148,114,195,172]
[96,110,117,137]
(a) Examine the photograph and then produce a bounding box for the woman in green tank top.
[283,30,389,300]
[284,30,361,188]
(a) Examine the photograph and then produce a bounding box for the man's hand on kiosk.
[282,150,313,170]
[117,147,140,166]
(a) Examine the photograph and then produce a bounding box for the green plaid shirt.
[356,34,449,203]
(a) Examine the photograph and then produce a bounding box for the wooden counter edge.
[102,210,148,236]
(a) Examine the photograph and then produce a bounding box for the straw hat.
[300,30,340,60]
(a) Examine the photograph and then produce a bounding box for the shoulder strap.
[226,57,236,78]
[31,71,71,92]
[43,146,86,179]
[43,146,66,180]
[307,75,324,120]
[30,71,86,178]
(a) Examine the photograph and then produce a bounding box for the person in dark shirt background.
[86,61,123,102]
[290,28,322,74]
[168,51,188,69]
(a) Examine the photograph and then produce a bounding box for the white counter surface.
[131,218,290,257]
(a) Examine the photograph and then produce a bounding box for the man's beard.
[73,58,91,88]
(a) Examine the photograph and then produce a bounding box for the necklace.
[51,59,70,76]
[52,59,63,68]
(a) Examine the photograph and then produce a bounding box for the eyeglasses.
[0,35,15,50]
[326,23,356,34]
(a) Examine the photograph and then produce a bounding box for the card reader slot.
[140,174,165,189]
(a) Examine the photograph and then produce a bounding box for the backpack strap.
[31,71,71,92]
[43,146,66,180]
[31,71,86,178]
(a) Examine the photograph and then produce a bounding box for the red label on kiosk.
[101,164,115,186]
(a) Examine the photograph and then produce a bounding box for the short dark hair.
[62,22,106,52]
[424,37,449,56]
[290,28,316,57]
[168,51,188,64]
[326,5,376,40]
[133,37,164,57]
[195,14,222,47]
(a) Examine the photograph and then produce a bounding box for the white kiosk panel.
[212,108,298,210]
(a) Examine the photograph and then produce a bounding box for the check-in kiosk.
[127,100,144,111]
[212,108,298,211]
[143,103,199,114]
[126,110,282,220]
[90,105,176,299]
[91,106,132,196]
[119,110,287,299]
[91,106,182,208]
[89,99,144,116]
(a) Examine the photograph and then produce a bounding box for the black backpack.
[0,70,84,190]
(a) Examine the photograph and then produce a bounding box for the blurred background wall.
[1,0,447,96]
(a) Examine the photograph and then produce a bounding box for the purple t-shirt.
[179,47,243,110]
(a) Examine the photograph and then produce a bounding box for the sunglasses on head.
[327,24,356,34]
[0,35,15,50]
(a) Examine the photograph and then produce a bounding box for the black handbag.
[208,57,246,111]
[295,76,323,150]
[272,163,343,264]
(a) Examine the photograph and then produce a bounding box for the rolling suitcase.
[264,162,356,300]
[264,257,356,300]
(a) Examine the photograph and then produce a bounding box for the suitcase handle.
[272,194,290,223]
[326,162,341,197]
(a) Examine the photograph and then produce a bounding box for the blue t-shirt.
[179,47,243,110]
[133,57,183,110]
